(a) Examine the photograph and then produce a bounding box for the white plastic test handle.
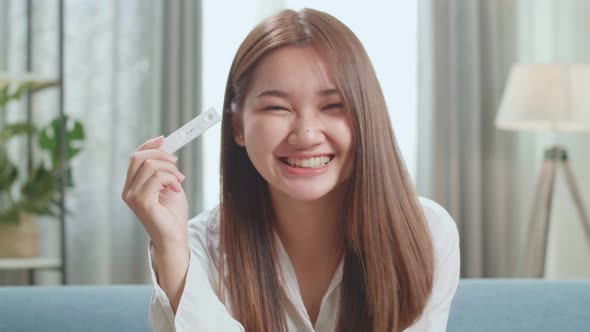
[161,107,221,154]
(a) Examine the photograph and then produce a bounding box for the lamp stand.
[522,145,590,277]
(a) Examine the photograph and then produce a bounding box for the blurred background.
[0,0,588,286]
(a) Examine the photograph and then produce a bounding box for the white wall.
[201,1,418,210]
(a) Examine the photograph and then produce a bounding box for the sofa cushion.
[448,279,590,332]
[1,280,589,331]
[0,285,152,332]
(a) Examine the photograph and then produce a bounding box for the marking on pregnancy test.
[161,107,221,154]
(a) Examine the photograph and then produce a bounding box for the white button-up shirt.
[148,197,460,331]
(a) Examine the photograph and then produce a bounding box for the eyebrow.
[256,88,340,99]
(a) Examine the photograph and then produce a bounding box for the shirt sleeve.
[147,216,245,332]
[405,199,461,332]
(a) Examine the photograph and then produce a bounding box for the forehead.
[247,45,336,96]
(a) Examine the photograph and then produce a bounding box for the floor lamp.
[495,64,590,278]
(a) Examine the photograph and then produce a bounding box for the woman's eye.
[322,103,344,110]
[262,105,289,111]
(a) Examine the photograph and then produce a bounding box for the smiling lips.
[278,154,335,169]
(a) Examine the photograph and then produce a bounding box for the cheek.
[329,118,354,153]
[244,116,288,153]
[331,119,355,179]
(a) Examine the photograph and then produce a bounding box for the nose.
[287,111,324,147]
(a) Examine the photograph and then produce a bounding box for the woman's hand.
[122,135,189,250]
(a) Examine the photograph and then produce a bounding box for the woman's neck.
[269,185,346,266]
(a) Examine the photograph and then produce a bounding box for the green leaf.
[0,189,20,224]
[0,147,18,191]
[0,123,36,142]
[11,82,33,100]
[0,204,21,224]
[24,204,58,218]
[0,85,9,107]
[0,83,32,108]
[20,164,59,215]
[38,115,85,170]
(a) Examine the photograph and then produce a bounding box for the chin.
[287,191,329,202]
[278,183,338,202]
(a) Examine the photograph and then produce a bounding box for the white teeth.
[286,156,331,168]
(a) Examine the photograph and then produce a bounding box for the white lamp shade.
[495,64,590,132]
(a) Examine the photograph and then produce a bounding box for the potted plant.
[0,81,84,258]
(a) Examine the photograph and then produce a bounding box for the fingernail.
[151,135,164,142]
[180,174,186,181]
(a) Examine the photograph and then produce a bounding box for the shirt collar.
[272,230,344,312]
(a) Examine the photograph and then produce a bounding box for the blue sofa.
[0,279,589,331]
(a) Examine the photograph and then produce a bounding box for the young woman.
[122,8,459,332]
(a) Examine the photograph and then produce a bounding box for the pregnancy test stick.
[161,107,221,154]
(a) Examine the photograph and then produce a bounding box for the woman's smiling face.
[235,45,354,202]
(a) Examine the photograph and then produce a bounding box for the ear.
[231,101,245,146]
[234,131,245,146]
[233,121,245,146]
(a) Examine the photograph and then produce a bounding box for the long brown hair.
[218,8,434,332]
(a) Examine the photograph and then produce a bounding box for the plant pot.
[0,213,39,258]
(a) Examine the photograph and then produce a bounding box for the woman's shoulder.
[417,197,459,258]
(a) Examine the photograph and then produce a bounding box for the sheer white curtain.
[417,0,521,278]
[0,0,162,285]
[62,0,162,285]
